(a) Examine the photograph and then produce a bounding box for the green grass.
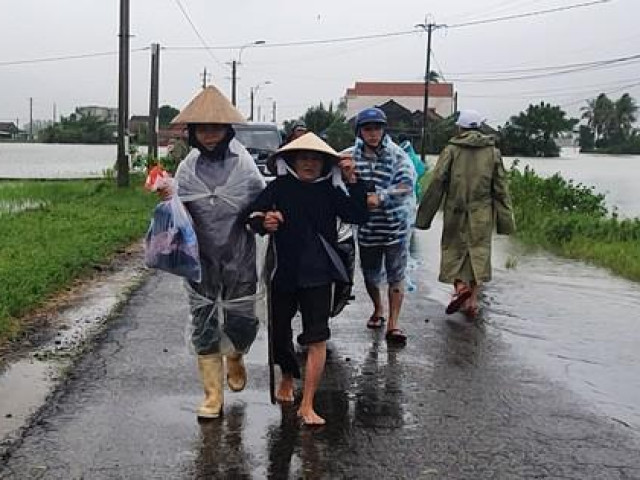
[0,176,157,342]
[508,164,640,282]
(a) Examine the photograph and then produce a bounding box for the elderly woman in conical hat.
[246,132,369,426]
[168,85,266,420]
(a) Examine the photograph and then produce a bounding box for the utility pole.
[116,0,130,187]
[272,100,277,123]
[148,43,160,163]
[29,97,33,141]
[249,88,254,121]
[201,67,210,88]
[53,103,57,125]
[416,19,444,162]
[231,60,237,106]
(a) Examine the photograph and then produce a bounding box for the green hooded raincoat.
[416,131,515,284]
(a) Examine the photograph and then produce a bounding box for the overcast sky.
[1,0,637,127]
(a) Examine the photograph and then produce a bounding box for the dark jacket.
[248,175,368,291]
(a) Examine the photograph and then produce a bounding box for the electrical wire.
[0,48,149,67]
[447,0,613,29]
[172,0,226,69]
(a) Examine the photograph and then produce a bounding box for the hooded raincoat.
[176,138,266,355]
[416,131,515,284]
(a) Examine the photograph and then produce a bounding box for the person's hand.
[338,154,356,183]
[157,186,172,201]
[263,210,284,233]
[366,193,381,210]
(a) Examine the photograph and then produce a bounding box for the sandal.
[366,315,385,329]
[445,287,472,314]
[385,328,407,346]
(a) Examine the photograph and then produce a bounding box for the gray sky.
[1,0,637,127]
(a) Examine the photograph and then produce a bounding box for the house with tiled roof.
[344,81,455,120]
[0,122,21,140]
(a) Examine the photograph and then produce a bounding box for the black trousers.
[272,284,332,378]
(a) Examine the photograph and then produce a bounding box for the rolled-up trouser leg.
[272,288,301,379]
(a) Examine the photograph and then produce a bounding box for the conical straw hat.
[267,132,340,173]
[170,85,245,125]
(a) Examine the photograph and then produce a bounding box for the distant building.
[344,81,455,120]
[0,121,22,140]
[130,115,150,139]
[76,106,118,124]
[347,99,443,146]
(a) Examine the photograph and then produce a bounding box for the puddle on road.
[414,220,640,432]
[0,359,63,440]
[0,263,147,448]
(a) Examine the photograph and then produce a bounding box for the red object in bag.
[144,165,171,191]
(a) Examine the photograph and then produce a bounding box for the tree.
[158,105,180,128]
[499,102,577,157]
[579,92,638,150]
[39,111,115,144]
[427,70,441,83]
[283,101,355,151]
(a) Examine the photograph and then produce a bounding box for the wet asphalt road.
[2,240,640,478]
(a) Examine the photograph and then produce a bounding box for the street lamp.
[249,81,272,121]
[231,40,266,106]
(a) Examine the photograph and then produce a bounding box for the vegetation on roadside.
[39,111,115,144]
[508,163,640,281]
[0,177,157,341]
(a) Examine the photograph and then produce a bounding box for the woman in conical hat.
[168,85,266,419]
[247,132,369,426]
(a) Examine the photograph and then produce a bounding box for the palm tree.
[614,93,638,140]
[581,93,615,143]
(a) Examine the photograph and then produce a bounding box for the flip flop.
[385,328,407,346]
[445,287,472,314]
[366,316,385,329]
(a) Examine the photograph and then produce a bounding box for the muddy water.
[414,219,640,432]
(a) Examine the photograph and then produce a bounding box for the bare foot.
[276,375,294,403]
[297,408,326,426]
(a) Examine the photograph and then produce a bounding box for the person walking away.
[415,109,515,319]
[165,85,266,419]
[247,132,368,425]
[349,107,415,346]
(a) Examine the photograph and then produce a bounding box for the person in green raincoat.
[415,110,515,319]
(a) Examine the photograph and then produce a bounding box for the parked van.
[234,122,282,176]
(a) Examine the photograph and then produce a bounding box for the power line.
[164,29,419,51]
[173,0,226,69]
[560,80,640,108]
[447,0,613,29]
[446,53,640,76]
[448,54,640,83]
[0,48,149,67]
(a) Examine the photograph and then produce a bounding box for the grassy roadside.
[0,176,157,343]
[508,164,640,281]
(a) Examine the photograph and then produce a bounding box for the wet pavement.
[2,223,640,479]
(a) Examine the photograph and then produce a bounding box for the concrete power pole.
[148,43,160,162]
[116,0,130,187]
[201,67,210,89]
[249,88,254,121]
[231,61,237,106]
[417,19,444,162]
[272,100,276,123]
[29,97,33,141]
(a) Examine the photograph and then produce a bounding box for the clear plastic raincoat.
[175,139,267,355]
